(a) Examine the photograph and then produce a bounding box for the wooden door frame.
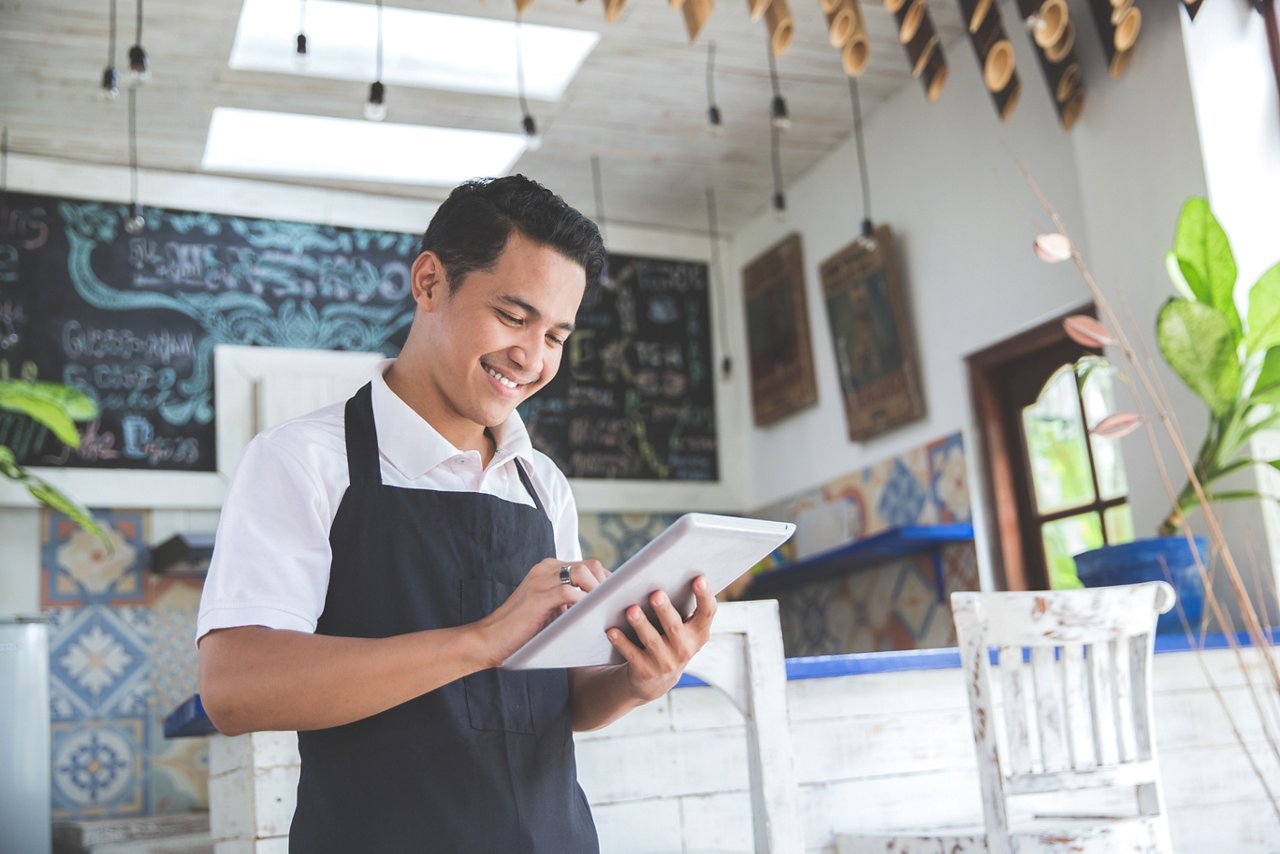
[966,305,1096,591]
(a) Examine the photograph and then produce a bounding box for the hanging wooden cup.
[842,33,871,75]
[904,11,939,77]
[958,0,993,31]
[602,0,626,21]
[765,0,795,55]
[515,0,535,13]
[746,0,772,23]
[1030,0,1069,48]
[893,0,926,44]
[918,45,948,102]
[826,0,857,47]
[972,8,1015,92]
[1110,46,1134,77]
[882,0,907,14]
[1044,17,1075,62]
[1111,4,1141,52]
[682,0,714,40]
[1052,60,1081,103]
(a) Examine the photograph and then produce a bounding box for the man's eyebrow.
[496,294,576,332]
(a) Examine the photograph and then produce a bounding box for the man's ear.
[410,251,448,311]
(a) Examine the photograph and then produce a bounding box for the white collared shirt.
[196,359,581,642]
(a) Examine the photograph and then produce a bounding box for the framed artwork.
[742,233,818,426]
[819,225,926,441]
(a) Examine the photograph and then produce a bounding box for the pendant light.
[101,0,120,100]
[365,0,387,121]
[706,42,723,137]
[705,187,733,379]
[770,124,786,221]
[766,36,790,130]
[516,13,541,150]
[847,77,876,246]
[128,0,149,85]
[124,88,145,234]
[295,0,309,65]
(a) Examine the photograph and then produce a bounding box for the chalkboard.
[519,254,719,481]
[0,191,718,480]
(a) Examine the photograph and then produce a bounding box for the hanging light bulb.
[770,95,791,130]
[365,81,387,121]
[522,114,542,151]
[125,201,146,234]
[706,43,724,138]
[101,0,120,100]
[128,44,150,84]
[101,67,120,101]
[294,0,309,65]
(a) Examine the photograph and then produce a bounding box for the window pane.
[1023,366,1097,515]
[1042,512,1104,590]
[1079,361,1130,501]
[1104,503,1135,545]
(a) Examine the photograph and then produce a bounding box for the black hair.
[420,175,606,293]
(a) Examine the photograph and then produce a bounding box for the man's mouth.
[484,364,532,390]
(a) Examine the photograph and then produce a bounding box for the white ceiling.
[0,0,969,235]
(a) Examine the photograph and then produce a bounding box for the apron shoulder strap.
[343,383,383,487]
[512,457,546,515]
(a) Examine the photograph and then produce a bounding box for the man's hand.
[474,558,610,667]
[606,575,718,703]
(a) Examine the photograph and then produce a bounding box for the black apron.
[290,383,599,853]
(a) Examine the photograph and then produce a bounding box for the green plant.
[0,379,110,546]
[1153,198,1280,536]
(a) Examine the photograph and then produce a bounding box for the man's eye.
[498,310,523,325]
[547,333,565,347]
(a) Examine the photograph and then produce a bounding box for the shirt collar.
[369,359,535,479]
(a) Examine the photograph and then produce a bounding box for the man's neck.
[384,360,497,464]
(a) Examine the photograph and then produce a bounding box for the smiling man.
[195,176,718,852]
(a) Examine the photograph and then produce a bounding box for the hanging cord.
[515,13,532,120]
[591,154,608,243]
[375,0,384,80]
[766,38,782,99]
[847,77,874,240]
[766,34,789,128]
[134,0,143,45]
[108,0,118,66]
[705,42,722,132]
[1,127,8,194]
[705,187,732,378]
[770,123,785,214]
[129,88,139,206]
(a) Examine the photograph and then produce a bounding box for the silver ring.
[559,565,574,585]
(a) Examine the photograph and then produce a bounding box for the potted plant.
[1070,197,1280,632]
[0,379,109,546]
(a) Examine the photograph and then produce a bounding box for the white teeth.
[485,366,519,389]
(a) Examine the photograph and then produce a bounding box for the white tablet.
[501,513,795,670]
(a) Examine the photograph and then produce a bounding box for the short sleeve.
[530,453,582,563]
[196,433,338,644]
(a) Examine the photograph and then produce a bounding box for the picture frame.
[819,225,926,441]
[742,233,819,426]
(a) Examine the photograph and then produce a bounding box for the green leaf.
[1173,197,1240,340]
[1157,298,1242,417]
[1165,251,1197,300]
[1245,262,1280,355]
[24,478,112,551]
[0,381,97,448]
[0,445,21,480]
[1252,347,1280,403]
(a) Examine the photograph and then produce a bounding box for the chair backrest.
[950,582,1175,853]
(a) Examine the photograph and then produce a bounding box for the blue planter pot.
[1073,537,1206,634]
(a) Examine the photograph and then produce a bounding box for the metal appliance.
[0,618,51,854]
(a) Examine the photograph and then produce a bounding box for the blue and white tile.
[51,716,148,819]
[49,606,152,717]
[891,559,938,642]
[928,433,971,523]
[877,459,929,529]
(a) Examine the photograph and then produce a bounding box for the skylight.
[201,108,528,185]
[229,0,599,101]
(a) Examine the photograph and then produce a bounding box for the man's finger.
[689,576,718,626]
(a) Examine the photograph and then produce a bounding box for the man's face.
[419,231,586,435]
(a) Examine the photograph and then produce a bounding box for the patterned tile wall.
[41,509,208,821]
[751,431,980,656]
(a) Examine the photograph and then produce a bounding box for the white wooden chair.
[950,581,1176,853]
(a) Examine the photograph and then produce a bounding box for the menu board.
[0,191,718,480]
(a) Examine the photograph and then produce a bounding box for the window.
[968,308,1134,590]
